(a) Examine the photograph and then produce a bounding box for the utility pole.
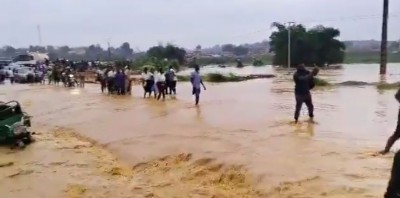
[107,41,111,59]
[380,0,389,75]
[37,25,42,46]
[287,22,295,69]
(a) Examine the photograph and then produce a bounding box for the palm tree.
[380,0,389,75]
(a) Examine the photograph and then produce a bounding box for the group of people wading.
[97,66,132,95]
[293,64,400,197]
[140,65,206,105]
[96,64,206,105]
[141,66,178,100]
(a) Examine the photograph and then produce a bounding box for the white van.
[13,52,49,66]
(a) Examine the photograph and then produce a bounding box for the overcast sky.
[0,0,399,50]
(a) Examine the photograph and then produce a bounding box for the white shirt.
[97,69,104,76]
[155,72,166,82]
[170,69,177,81]
[7,70,14,77]
[141,72,152,80]
[107,70,116,78]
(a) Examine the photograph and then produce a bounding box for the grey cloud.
[0,0,399,49]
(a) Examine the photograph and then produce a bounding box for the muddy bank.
[0,126,266,198]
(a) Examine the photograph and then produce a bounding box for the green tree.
[269,22,345,67]
[222,44,235,52]
[233,46,249,56]
[3,46,16,58]
[146,44,186,65]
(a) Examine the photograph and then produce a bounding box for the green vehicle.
[0,101,34,148]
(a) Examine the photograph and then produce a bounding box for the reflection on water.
[0,63,399,197]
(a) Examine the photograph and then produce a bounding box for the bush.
[252,59,264,66]
[314,77,330,87]
[376,82,400,90]
[177,75,190,81]
[204,73,241,82]
[177,73,243,83]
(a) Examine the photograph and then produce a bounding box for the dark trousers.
[385,150,400,198]
[294,94,314,121]
[385,109,400,150]
[169,81,177,94]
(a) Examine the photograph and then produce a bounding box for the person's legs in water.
[153,83,157,99]
[165,80,170,95]
[385,150,400,198]
[294,94,305,123]
[156,82,163,100]
[171,81,177,94]
[193,87,201,105]
[304,94,314,120]
[381,109,400,154]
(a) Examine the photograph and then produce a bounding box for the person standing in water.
[166,66,177,95]
[190,65,206,105]
[155,68,166,100]
[141,67,154,98]
[385,150,400,198]
[380,88,400,155]
[293,64,319,123]
[7,68,14,84]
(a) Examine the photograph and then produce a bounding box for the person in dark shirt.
[385,150,400,198]
[380,88,400,155]
[293,64,319,123]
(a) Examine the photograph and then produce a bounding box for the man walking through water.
[293,64,319,123]
[380,88,400,155]
[191,65,206,105]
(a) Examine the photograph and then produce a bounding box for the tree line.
[0,42,186,63]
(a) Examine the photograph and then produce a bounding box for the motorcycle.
[67,74,76,87]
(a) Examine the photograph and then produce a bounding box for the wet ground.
[1,63,400,197]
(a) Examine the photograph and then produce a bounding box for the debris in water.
[0,161,14,168]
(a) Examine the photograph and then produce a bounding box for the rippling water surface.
[1,63,400,197]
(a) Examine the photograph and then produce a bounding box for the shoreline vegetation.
[177,73,276,83]
[175,73,399,91]
[200,52,400,67]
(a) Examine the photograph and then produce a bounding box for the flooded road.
[1,63,400,197]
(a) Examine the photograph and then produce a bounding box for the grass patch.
[177,73,245,83]
[376,82,400,90]
[314,77,331,87]
[205,73,242,82]
[177,75,190,81]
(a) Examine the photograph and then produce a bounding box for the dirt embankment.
[0,127,266,198]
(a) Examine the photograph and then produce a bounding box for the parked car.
[0,63,23,78]
[14,68,35,83]
[0,59,12,67]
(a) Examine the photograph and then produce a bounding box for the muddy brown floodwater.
[1,63,400,198]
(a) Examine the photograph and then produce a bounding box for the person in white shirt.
[165,66,177,95]
[107,69,116,78]
[7,68,14,84]
[141,67,154,98]
[106,68,116,94]
[155,68,166,100]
